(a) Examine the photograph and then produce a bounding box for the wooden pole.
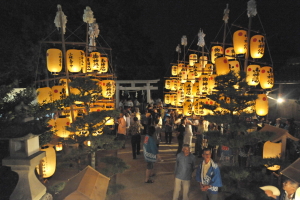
[244,16,252,72]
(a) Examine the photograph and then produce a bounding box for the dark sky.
[138,0,300,69]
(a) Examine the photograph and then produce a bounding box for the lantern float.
[246,65,260,86]
[99,56,109,73]
[204,64,214,75]
[233,30,247,54]
[52,85,66,101]
[225,47,235,60]
[183,99,193,116]
[259,66,274,89]
[215,57,230,75]
[66,49,83,72]
[164,94,170,104]
[189,54,197,66]
[47,48,62,74]
[199,56,207,68]
[229,60,240,75]
[211,46,223,64]
[37,87,52,104]
[87,52,101,72]
[250,35,265,59]
[184,82,193,97]
[165,79,171,89]
[171,65,179,76]
[101,80,116,98]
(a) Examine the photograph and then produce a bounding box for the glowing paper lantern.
[178,63,184,73]
[171,65,179,76]
[99,56,109,73]
[187,71,195,83]
[225,47,235,60]
[52,85,66,101]
[208,75,217,93]
[263,141,281,171]
[199,56,208,68]
[176,90,185,103]
[259,66,274,89]
[47,48,62,74]
[250,35,265,59]
[256,94,268,116]
[90,102,105,112]
[243,101,255,114]
[37,87,52,104]
[55,142,63,151]
[165,79,171,89]
[183,99,193,116]
[179,69,188,83]
[164,94,170,104]
[59,78,71,96]
[169,94,176,105]
[211,46,223,64]
[105,117,114,125]
[246,65,260,86]
[194,63,202,77]
[199,75,209,94]
[215,57,230,75]
[87,52,101,72]
[204,64,213,75]
[170,79,177,91]
[229,60,240,75]
[233,30,247,54]
[66,49,83,72]
[55,117,71,138]
[184,82,193,97]
[192,81,200,97]
[173,79,181,91]
[189,54,197,66]
[36,145,56,178]
[101,80,116,98]
[106,103,115,110]
[80,50,87,73]
[187,65,194,73]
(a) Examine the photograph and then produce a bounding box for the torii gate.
[115,79,160,107]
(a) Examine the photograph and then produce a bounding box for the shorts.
[147,162,154,169]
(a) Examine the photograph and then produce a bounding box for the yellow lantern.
[90,102,105,112]
[80,50,87,73]
[194,63,202,77]
[179,83,184,90]
[246,65,260,86]
[229,60,240,75]
[179,69,188,83]
[47,48,62,74]
[233,30,247,54]
[165,79,171,89]
[178,63,184,73]
[192,81,200,97]
[263,141,281,171]
[259,66,274,89]
[59,78,71,96]
[100,56,109,73]
[55,142,63,151]
[187,65,194,73]
[199,56,207,68]
[106,103,115,110]
[52,85,66,101]
[171,65,179,76]
[184,82,193,97]
[183,99,193,116]
[87,52,101,72]
[208,75,217,93]
[211,46,223,64]
[36,145,56,178]
[66,49,83,72]
[37,87,52,104]
[256,94,268,116]
[199,98,213,116]
[101,80,116,98]
[164,94,170,104]
[176,90,185,103]
[243,101,255,114]
[174,79,181,91]
[204,63,213,75]
[193,98,201,116]
[215,57,230,75]
[225,47,235,60]
[55,117,71,138]
[187,71,195,83]
[170,79,177,91]
[189,54,197,66]
[169,94,176,105]
[250,35,265,59]
[105,117,114,125]
[199,75,209,94]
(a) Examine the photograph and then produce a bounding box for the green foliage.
[99,156,129,178]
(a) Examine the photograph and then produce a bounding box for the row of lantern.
[36,79,116,104]
[165,93,268,117]
[48,115,115,138]
[170,56,273,89]
[47,48,109,74]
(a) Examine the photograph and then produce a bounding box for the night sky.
[139,0,300,70]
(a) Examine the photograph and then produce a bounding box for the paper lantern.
[87,52,101,72]
[55,117,71,138]
[178,63,184,73]
[183,99,193,116]
[246,65,260,86]
[259,66,274,89]
[229,60,240,75]
[47,48,62,74]
[173,79,181,91]
[189,54,197,66]
[170,79,177,91]
[204,64,213,75]
[199,56,208,68]
[208,75,217,93]
[169,94,176,105]
[179,83,185,90]
[211,46,223,64]
[55,142,63,151]
[164,94,170,104]
[187,65,194,73]
[66,49,83,72]
[36,145,56,178]
[99,56,109,73]
[263,141,281,171]
[179,69,188,83]
[225,47,235,60]
[256,94,268,116]
[215,57,230,75]
[199,75,209,94]
[106,103,115,110]
[171,65,179,76]
[194,63,202,77]
[79,50,87,73]
[105,117,114,125]
[233,30,247,54]
[184,82,193,97]
[192,81,200,97]
[37,87,52,104]
[90,102,105,112]
[193,98,201,115]
[101,80,116,98]
[59,78,71,96]
[243,101,255,114]
[176,90,185,103]
[187,71,195,83]
[52,85,66,101]
[165,79,171,89]
[250,35,265,59]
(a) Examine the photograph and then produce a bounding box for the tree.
[202,71,283,200]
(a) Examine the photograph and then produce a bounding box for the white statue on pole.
[54,5,67,34]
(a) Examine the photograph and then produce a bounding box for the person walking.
[172,144,195,200]
[117,113,127,149]
[143,126,158,183]
[196,148,222,200]
[129,117,144,159]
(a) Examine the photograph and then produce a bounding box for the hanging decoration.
[189,54,197,66]
[259,66,274,89]
[246,65,260,86]
[250,35,265,58]
[54,5,67,34]
[255,94,268,116]
[47,49,62,74]
[37,87,52,104]
[225,47,235,60]
[233,30,247,54]
[197,29,205,47]
[215,57,230,75]
[66,49,84,72]
[211,46,223,64]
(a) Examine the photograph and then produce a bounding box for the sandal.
[145,180,154,183]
